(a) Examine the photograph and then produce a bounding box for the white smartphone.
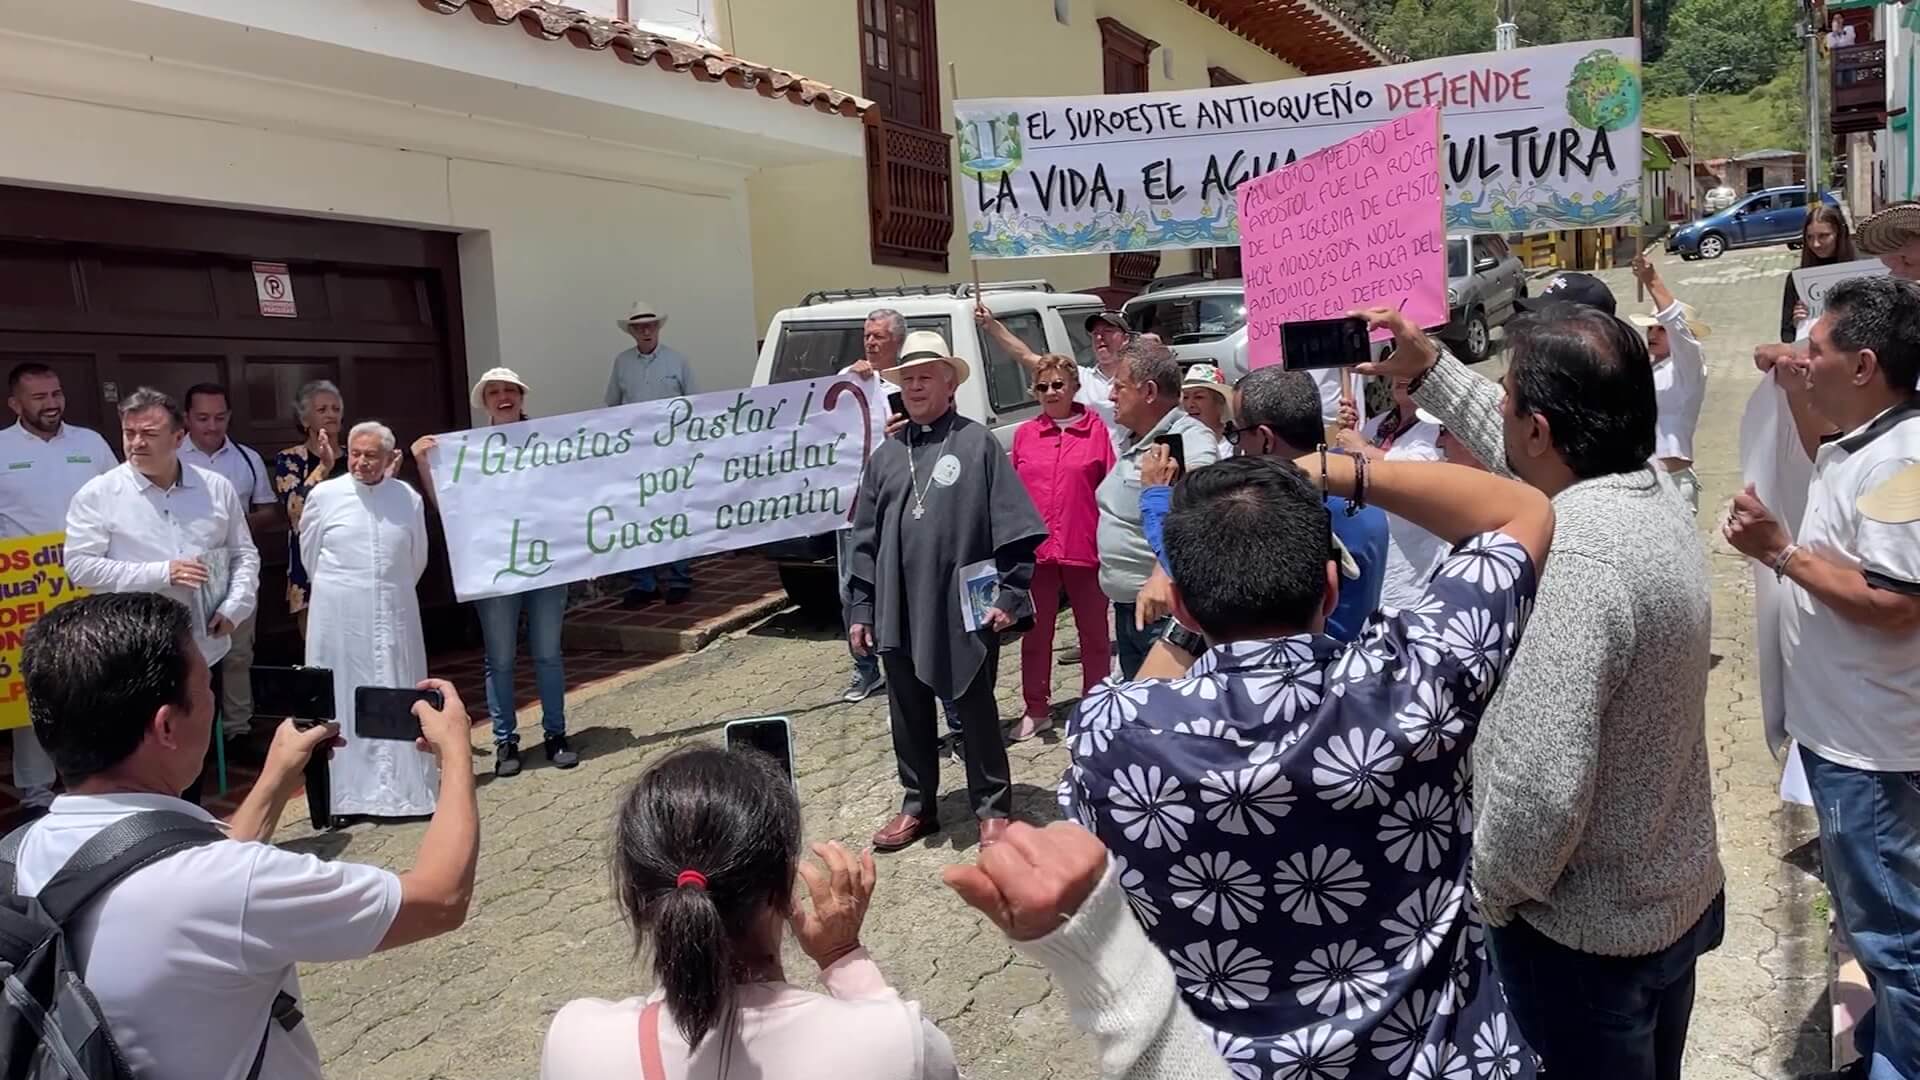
[724,716,796,787]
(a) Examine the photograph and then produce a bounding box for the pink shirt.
[1011,406,1115,568]
[540,949,956,1080]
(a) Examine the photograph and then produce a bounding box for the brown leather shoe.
[872,813,939,852]
[978,818,1010,849]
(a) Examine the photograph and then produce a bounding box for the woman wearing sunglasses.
[1007,355,1115,741]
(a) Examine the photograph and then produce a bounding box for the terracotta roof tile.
[1183,0,1397,73]
[416,0,874,119]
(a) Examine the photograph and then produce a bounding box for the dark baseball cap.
[1514,272,1617,317]
[1085,310,1131,334]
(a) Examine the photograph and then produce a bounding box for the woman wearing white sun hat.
[412,367,579,779]
[1178,364,1235,460]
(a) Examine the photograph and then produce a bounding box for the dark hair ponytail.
[614,745,801,1050]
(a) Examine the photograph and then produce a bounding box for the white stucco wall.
[0,8,858,408]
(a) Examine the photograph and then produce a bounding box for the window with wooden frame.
[860,0,952,272]
[1100,18,1160,294]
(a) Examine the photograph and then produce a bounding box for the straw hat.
[616,300,667,330]
[1628,302,1714,340]
[1855,202,1920,256]
[882,331,972,385]
[470,366,530,409]
[1181,363,1231,403]
[1858,461,1920,523]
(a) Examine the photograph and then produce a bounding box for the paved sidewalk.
[285,246,1830,1079]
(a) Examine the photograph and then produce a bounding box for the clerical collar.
[908,409,957,440]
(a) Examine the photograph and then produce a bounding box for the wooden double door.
[0,185,471,657]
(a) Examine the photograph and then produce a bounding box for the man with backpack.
[0,592,480,1080]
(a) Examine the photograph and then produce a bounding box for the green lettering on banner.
[491,517,555,584]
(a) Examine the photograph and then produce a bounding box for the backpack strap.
[34,810,226,926]
[0,819,35,895]
[243,991,302,1080]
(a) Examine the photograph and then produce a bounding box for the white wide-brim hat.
[1181,363,1232,409]
[1627,302,1713,340]
[470,366,530,409]
[617,299,667,331]
[882,330,972,386]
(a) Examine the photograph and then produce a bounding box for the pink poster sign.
[1236,106,1447,369]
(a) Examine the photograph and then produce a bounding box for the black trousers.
[881,639,1011,821]
[180,665,225,806]
[1487,891,1725,1080]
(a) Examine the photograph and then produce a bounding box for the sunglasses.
[1032,379,1071,392]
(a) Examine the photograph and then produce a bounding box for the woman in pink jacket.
[1008,354,1115,741]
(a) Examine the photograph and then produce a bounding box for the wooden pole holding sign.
[950,62,984,302]
[1634,0,1649,304]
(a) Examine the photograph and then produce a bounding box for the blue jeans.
[628,560,691,593]
[1111,602,1167,681]
[1801,746,1920,1079]
[476,585,569,745]
[1488,891,1725,1080]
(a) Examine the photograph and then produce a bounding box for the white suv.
[1122,278,1352,421]
[748,281,1105,614]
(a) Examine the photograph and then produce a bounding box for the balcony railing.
[1832,41,1887,134]
[866,116,953,273]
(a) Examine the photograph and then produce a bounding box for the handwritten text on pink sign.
[1237,107,1446,368]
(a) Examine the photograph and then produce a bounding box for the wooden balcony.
[865,116,953,273]
[1832,41,1888,135]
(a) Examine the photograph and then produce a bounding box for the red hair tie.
[675,869,708,890]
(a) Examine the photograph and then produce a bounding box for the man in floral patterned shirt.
[1064,451,1553,1080]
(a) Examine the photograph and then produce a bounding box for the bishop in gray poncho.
[847,331,1046,853]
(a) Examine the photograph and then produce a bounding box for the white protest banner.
[1791,258,1889,323]
[1238,108,1447,366]
[426,379,885,601]
[957,38,1642,257]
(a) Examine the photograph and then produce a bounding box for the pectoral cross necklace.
[905,425,951,520]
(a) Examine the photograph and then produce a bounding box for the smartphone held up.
[725,716,796,788]
[1280,316,1373,371]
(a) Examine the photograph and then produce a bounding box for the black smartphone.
[724,716,795,784]
[1281,316,1373,370]
[353,687,443,742]
[252,666,336,721]
[1151,432,1186,475]
[886,389,905,419]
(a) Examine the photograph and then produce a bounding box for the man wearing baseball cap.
[1725,276,1920,1079]
[605,300,698,606]
[1513,270,1619,316]
[978,306,1133,432]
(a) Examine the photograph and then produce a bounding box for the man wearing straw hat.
[606,300,698,606]
[846,331,1046,853]
[1857,199,1920,281]
[1628,251,1713,513]
[1724,276,1920,1079]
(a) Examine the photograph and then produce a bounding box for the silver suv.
[1441,234,1528,363]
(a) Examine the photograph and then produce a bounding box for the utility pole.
[1494,0,1517,51]
[1806,0,1823,199]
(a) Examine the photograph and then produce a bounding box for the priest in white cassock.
[302,420,438,818]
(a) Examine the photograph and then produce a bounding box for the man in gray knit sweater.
[1359,295,1724,1080]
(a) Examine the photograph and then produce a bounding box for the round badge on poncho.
[932,454,962,487]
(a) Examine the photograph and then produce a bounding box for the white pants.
[1662,464,1701,514]
[12,726,55,809]
[217,611,258,736]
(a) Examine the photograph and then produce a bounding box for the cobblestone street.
[285,247,1831,1080]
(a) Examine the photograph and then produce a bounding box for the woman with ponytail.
[540,746,958,1080]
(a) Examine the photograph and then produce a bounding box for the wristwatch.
[1161,620,1207,656]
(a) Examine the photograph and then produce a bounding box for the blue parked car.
[1667,186,1842,260]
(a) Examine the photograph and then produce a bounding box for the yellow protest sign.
[0,533,86,731]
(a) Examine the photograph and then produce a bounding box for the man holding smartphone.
[13,592,480,1080]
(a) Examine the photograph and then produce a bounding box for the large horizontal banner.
[958,38,1642,257]
[427,380,884,601]
[0,534,87,731]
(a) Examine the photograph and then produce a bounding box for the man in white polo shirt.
[1726,276,1920,1079]
[11,591,480,1080]
[180,383,279,742]
[0,362,116,813]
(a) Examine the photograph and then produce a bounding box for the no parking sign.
[252,261,297,318]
